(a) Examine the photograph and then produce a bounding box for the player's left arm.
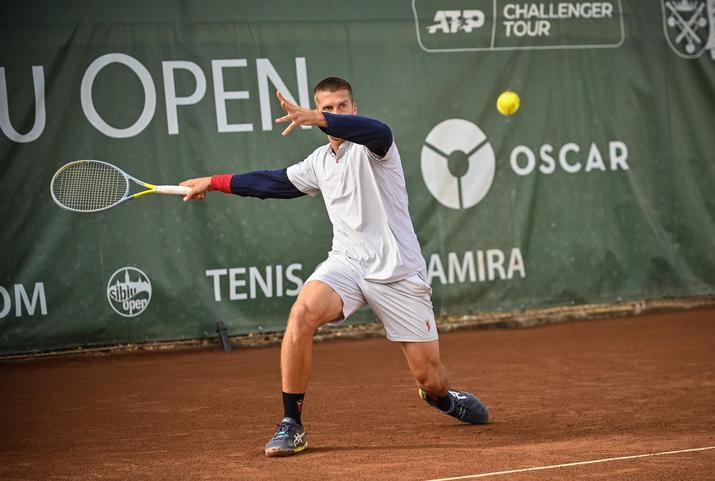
[320,112,393,158]
[274,90,393,157]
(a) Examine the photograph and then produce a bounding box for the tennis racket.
[50,160,191,213]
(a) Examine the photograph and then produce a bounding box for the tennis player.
[181,77,491,457]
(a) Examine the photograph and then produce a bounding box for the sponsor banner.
[0,1,713,354]
[412,0,625,52]
[0,283,47,319]
[421,119,496,209]
[419,118,630,210]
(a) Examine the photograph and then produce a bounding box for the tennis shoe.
[264,417,308,457]
[419,388,492,424]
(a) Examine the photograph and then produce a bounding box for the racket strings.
[52,161,129,212]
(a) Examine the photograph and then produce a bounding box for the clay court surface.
[1,307,714,480]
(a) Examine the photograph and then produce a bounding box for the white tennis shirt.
[287,141,427,282]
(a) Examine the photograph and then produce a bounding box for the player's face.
[315,89,357,116]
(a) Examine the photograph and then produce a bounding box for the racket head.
[50,160,130,213]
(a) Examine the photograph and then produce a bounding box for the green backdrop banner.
[1,0,714,355]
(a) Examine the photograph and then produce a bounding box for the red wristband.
[210,174,233,193]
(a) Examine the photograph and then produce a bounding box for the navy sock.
[282,392,305,425]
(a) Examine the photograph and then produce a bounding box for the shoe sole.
[264,443,308,457]
[456,412,493,424]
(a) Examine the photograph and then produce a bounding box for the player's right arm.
[180,168,306,201]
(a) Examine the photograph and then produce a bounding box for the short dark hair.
[313,77,353,101]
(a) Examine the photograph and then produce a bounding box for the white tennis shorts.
[306,253,438,342]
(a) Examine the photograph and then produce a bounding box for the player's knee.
[288,301,321,335]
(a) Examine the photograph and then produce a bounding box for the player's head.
[313,77,357,116]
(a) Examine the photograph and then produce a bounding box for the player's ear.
[352,102,358,114]
[313,93,321,110]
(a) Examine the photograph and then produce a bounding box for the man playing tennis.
[180,77,491,457]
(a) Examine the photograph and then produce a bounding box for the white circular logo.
[106,267,152,317]
[421,119,496,209]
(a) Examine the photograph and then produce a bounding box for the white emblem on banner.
[427,10,486,34]
[421,119,495,210]
[663,0,715,59]
[106,267,152,317]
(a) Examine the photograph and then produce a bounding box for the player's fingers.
[276,90,296,110]
[281,121,298,136]
[183,186,201,201]
[275,114,292,124]
[279,100,294,114]
[181,181,194,201]
[276,90,286,108]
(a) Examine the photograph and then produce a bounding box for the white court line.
[425,446,715,481]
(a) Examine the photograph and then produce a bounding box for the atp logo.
[414,0,495,51]
[421,119,495,210]
[662,0,715,59]
[427,10,485,34]
[106,267,152,317]
[414,0,624,52]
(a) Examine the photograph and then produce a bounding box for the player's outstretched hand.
[180,177,211,201]
[274,90,327,136]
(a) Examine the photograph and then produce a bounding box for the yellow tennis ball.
[497,90,520,116]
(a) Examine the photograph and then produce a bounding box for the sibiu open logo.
[106,267,152,317]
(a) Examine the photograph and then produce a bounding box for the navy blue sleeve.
[230,168,305,199]
[320,112,393,157]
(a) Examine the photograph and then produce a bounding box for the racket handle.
[155,185,192,196]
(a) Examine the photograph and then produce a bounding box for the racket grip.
[155,185,192,196]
